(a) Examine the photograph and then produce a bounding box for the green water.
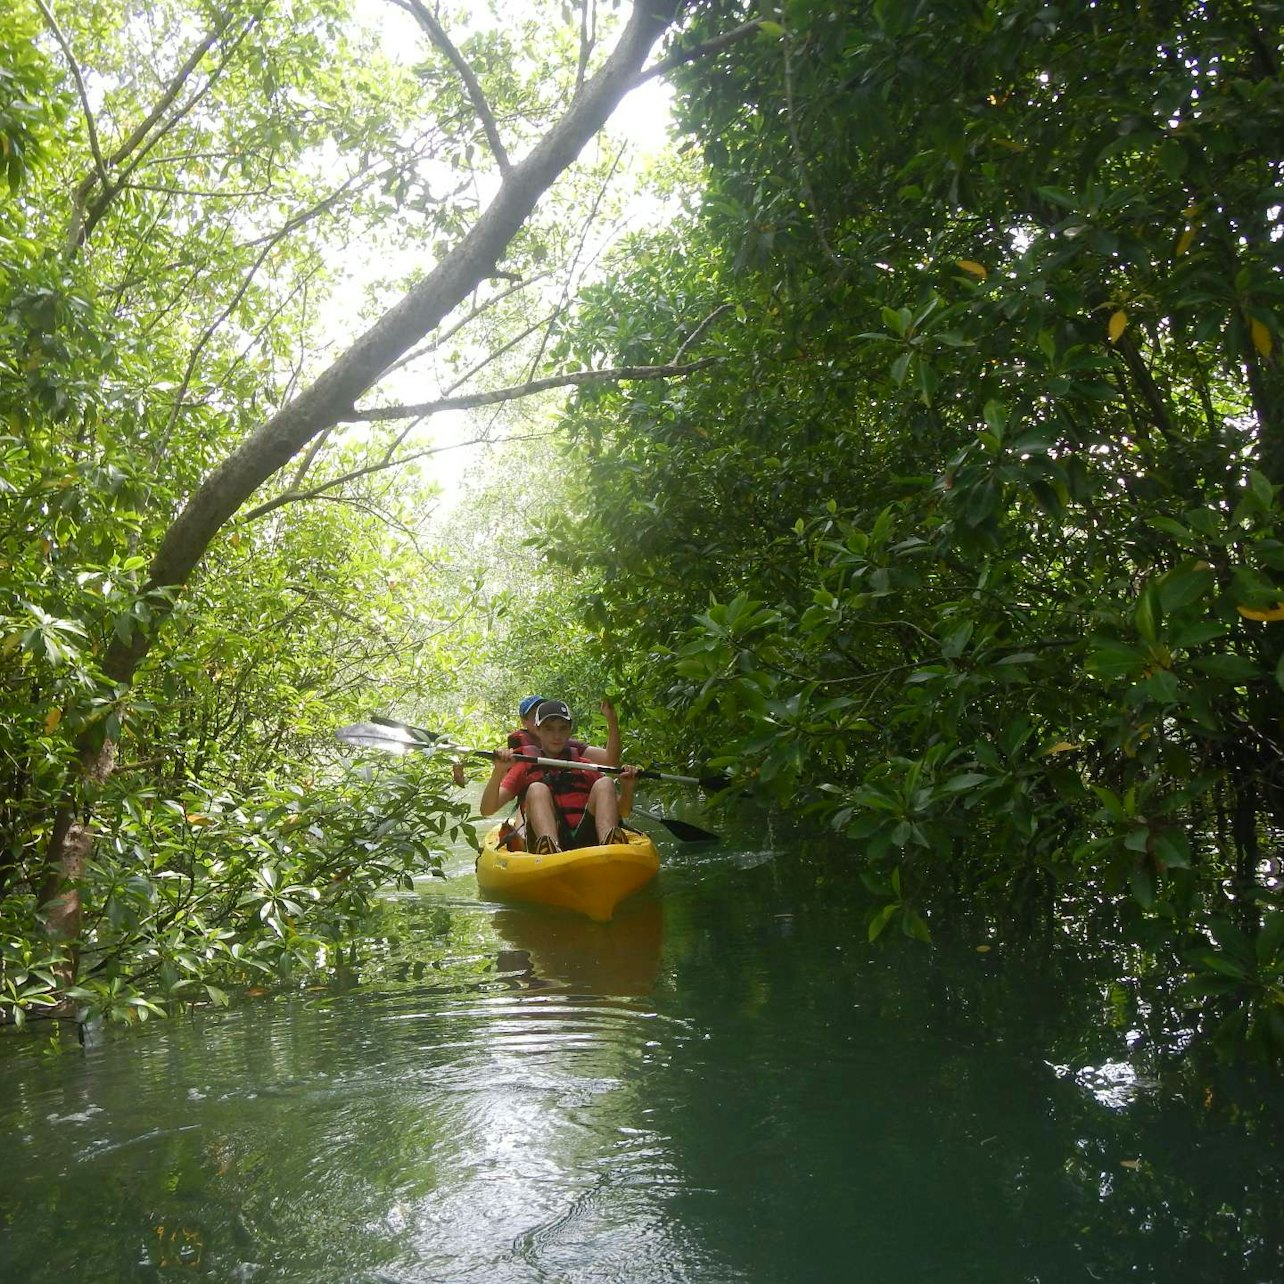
[2,813,1283,1282]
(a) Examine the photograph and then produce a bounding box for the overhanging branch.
[636,19,763,85]
[344,356,721,423]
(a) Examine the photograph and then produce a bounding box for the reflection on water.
[492,898,663,996]
[2,819,1284,1282]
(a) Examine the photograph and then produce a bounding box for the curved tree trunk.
[39,0,684,965]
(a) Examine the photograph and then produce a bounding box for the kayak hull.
[477,826,660,922]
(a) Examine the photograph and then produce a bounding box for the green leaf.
[1134,581,1162,644]
[1130,861,1156,909]
[868,902,899,942]
[1256,912,1284,968]
[1192,654,1259,683]
[1158,565,1214,612]
[1086,637,1147,679]
[939,772,988,793]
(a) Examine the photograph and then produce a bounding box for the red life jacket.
[508,741,596,829]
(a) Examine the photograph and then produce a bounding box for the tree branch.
[240,442,447,523]
[673,303,733,363]
[347,357,721,422]
[377,269,552,382]
[112,0,683,684]
[101,9,238,173]
[635,19,762,85]
[395,0,512,175]
[33,0,110,192]
[69,11,256,252]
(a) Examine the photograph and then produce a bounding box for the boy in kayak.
[453,694,619,786]
[510,693,620,765]
[479,699,637,854]
[454,693,618,790]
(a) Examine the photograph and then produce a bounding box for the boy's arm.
[618,764,637,818]
[583,698,621,766]
[479,751,517,815]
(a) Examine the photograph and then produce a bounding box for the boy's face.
[536,717,572,750]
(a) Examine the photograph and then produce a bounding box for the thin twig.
[673,303,733,363]
[779,16,840,270]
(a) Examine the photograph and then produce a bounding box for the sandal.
[602,826,630,847]
[531,834,560,855]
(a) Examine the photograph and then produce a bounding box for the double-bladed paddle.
[335,717,724,843]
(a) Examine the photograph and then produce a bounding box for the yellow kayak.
[476,825,660,922]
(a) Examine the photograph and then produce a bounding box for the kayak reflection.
[490,897,663,997]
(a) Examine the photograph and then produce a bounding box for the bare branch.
[102,9,238,174]
[673,303,734,363]
[240,441,447,523]
[348,357,721,423]
[240,424,565,525]
[152,166,393,460]
[523,146,625,380]
[576,0,597,97]
[69,12,258,251]
[395,0,511,175]
[779,16,840,270]
[636,19,763,85]
[33,0,110,190]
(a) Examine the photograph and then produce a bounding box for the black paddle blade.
[655,814,720,842]
[698,774,733,792]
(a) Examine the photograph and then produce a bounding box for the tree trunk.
[39,0,683,965]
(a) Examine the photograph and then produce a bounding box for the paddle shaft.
[335,720,723,840]
[466,746,708,788]
[343,719,727,791]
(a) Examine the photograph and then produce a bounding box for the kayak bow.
[476,825,659,922]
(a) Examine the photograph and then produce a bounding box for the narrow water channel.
[2,811,1282,1282]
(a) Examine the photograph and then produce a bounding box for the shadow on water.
[1,803,1284,1282]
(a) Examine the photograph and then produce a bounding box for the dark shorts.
[559,810,599,850]
[501,808,598,851]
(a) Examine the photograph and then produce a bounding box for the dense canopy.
[3,0,1283,1062]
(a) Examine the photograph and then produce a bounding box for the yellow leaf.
[1250,318,1273,359]
[975,944,992,953]
[1042,740,1081,755]
[44,708,63,733]
[1121,1158,1143,1171]
[1236,603,1284,622]
[228,531,242,547]
[185,813,212,826]
[1108,310,1128,343]
[1175,225,1197,256]
[956,259,987,279]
